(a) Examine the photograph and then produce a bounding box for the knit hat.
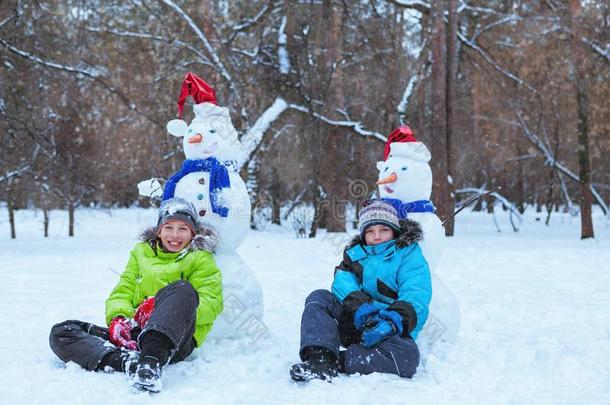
[176,72,217,118]
[358,199,401,237]
[157,197,199,235]
[383,126,431,162]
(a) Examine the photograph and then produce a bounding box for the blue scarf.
[381,198,435,219]
[163,158,230,218]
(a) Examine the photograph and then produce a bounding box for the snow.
[240,98,289,164]
[137,178,163,199]
[1,207,610,403]
[397,74,417,116]
[277,16,291,75]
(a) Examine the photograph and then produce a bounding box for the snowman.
[163,72,264,340]
[376,126,460,346]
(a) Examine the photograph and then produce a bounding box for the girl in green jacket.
[49,197,223,392]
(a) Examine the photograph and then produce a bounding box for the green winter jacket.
[105,232,223,347]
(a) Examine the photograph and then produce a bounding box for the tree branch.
[231,0,280,33]
[0,164,31,184]
[83,26,213,67]
[385,0,430,14]
[582,38,610,63]
[287,103,387,142]
[0,39,167,130]
[458,32,538,93]
[159,0,240,101]
[240,97,290,166]
[514,110,609,217]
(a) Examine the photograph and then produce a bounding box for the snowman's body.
[165,102,264,339]
[377,137,460,345]
[402,212,444,273]
[173,169,250,250]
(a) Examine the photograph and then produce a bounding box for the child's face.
[364,224,395,246]
[159,220,194,252]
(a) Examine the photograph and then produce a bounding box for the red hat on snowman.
[383,126,431,162]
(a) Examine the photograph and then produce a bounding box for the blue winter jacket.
[332,219,432,340]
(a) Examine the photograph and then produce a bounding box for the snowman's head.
[166,103,241,162]
[376,142,432,202]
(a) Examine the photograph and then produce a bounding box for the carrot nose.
[188,134,203,144]
[377,172,398,185]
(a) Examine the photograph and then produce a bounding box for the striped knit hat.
[157,197,199,235]
[358,199,401,238]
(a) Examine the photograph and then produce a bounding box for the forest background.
[1,0,608,238]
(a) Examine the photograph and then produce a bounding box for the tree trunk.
[444,0,458,236]
[43,207,49,237]
[516,145,526,214]
[486,195,495,214]
[309,181,321,238]
[569,0,594,239]
[68,201,75,237]
[271,198,281,225]
[269,167,281,225]
[7,193,16,239]
[429,0,451,232]
[320,1,346,233]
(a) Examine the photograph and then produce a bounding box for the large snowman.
[163,73,264,340]
[376,126,460,346]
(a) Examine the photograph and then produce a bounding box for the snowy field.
[1,207,609,404]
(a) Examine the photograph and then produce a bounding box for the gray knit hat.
[358,199,401,237]
[157,197,199,234]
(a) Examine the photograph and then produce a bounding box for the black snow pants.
[300,289,420,378]
[49,280,199,371]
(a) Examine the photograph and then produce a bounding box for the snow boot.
[98,349,139,374]
[131,355,163,392]
[131,331,172,392]
[290,347,339,382]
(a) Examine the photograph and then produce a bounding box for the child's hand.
[134,297,155,328]
[353,303,380,330]
[108,316,138,350]
[361,319,394,347]
[360,309,403,348]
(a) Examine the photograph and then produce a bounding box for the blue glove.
[360,309,403,348]
[353,303,380,330]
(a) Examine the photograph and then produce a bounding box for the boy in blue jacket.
[290,199,432,381]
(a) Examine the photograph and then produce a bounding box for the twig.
[442,187,502,226]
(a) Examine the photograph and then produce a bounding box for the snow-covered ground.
[1,207,609,404]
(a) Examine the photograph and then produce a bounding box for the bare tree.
[567,0,594,239]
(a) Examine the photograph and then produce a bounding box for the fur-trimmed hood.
[140,222,219,254]
[347,218,423,250]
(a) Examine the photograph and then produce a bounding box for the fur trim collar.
[140,222,219,254]
[347,218,423,250]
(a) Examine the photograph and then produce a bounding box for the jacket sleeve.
[105,249,139,325]
[331,268,361,302]
[387,243,432,337]
[332,252,372,330]
[187,252,223,328]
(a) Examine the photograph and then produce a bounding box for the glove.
[134,297,155,328]
[361,309,403,348]
[108,317,137,350]
[353,302,380,330]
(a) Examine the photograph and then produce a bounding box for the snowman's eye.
[209,129,216,134]
[401,166,408,171]
[384,167,389,172]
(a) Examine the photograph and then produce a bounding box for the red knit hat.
[176,72,217,118]
[383,126,431,162]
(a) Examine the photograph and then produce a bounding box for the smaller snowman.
[163,73,263,340]
[376,126,460,345]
